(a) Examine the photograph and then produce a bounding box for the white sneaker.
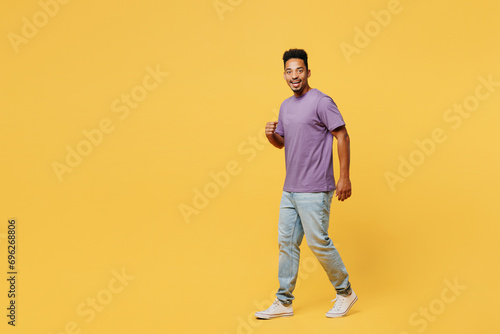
[326,290,358,318]
[255,299,294,319]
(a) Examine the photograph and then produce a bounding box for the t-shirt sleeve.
[317,96,345,132]
[275,102,285,137]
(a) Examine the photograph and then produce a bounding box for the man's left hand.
[335,178,352,201]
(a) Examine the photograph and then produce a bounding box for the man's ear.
[307,69,311,78]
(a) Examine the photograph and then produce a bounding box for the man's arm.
[265,121,284,149]
[331,125,351,201]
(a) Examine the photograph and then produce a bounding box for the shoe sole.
[325,295,358,318]
[255,312,294,320]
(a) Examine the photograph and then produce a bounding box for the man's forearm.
[337,132,350,179]
[267,133,284,149]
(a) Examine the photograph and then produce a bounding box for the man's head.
[283,49,308,70]
[283,49,311,96]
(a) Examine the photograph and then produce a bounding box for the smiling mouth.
[291,81,301,87]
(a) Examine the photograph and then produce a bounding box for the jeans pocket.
[323,191,333,214]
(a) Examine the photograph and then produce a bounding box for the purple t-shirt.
[275,89,345,192]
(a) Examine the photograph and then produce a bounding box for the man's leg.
[294,191,351,296]
[276,191,305,306]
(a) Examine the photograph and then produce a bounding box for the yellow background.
[1,0,499,333]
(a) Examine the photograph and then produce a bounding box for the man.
[255,49,357,319]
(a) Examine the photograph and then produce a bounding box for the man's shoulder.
[313,89,333,101]
[305,89,333,104]
[281,95,293,103]
[279,96,293,114]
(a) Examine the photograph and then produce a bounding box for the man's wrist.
[267,133,280,140]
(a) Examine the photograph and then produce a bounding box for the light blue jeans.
[276,191,351,306]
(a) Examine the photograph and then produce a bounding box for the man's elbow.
[332,127,350,142]
[274,142,284,149]
[341,132,350,143]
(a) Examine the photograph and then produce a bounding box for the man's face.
[284,58,311,94]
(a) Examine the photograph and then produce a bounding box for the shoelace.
[330,297,345,311]
[268,300,281,311]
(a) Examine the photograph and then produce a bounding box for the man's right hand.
[265,121,278,137]
[265,121,284,149]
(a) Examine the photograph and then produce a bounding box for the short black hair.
[283,49,308,70]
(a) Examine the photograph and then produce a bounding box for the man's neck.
[294,85,312,98]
